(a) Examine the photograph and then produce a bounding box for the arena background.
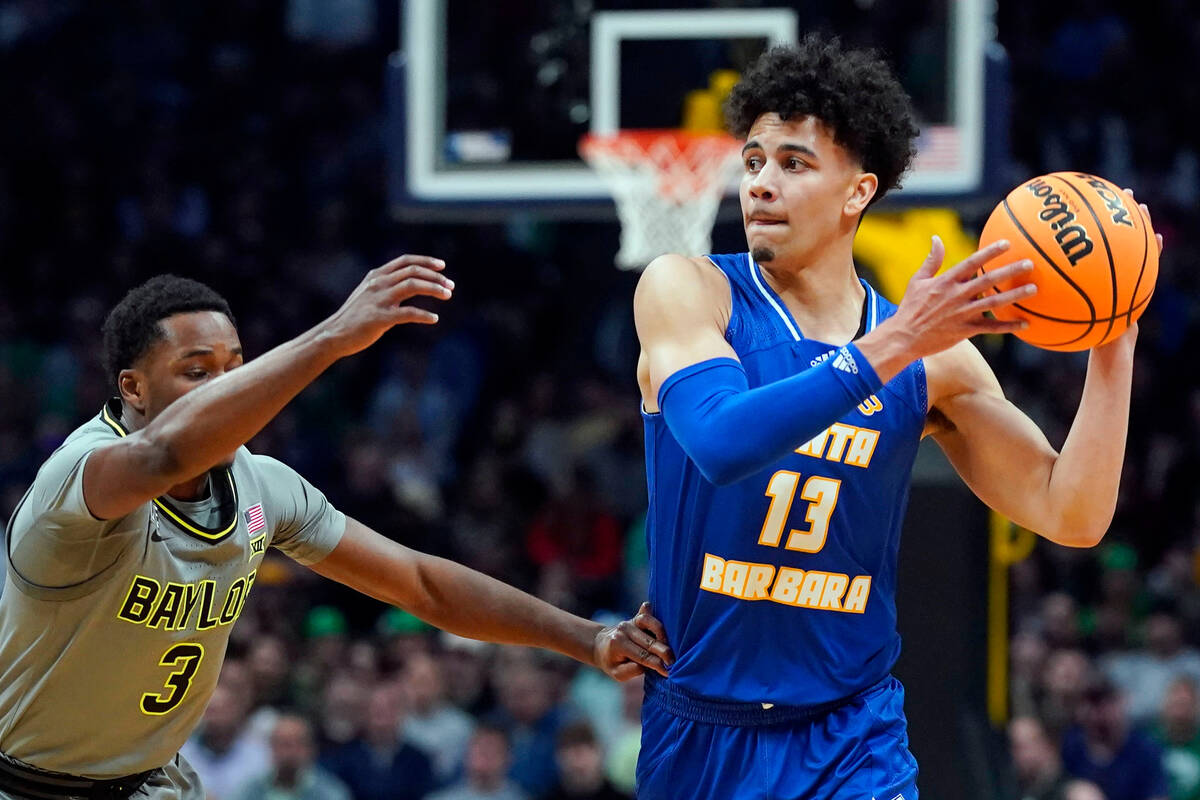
[1,2,1197,799]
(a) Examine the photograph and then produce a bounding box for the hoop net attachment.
[579,129,743,270]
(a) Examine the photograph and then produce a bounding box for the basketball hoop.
[579,129,743,270]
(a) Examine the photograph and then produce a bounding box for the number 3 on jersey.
[141,643,205,715]
[757,471,841,552]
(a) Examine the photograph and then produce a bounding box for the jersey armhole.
[700,256,738,343]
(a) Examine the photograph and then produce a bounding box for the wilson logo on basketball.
[1025,178,1094,266]
[1074,173,1135,228]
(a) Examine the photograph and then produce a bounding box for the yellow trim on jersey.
[150,474,239,540]
[99,402,240,542]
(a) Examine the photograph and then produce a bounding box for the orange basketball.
[978,172,1158,351]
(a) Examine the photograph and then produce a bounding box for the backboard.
[387,0,1001,214]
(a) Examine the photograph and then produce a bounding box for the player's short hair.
[725,35,919,204]
[101,275,235,389]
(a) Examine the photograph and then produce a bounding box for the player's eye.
[786,157,804,170]
[184,369,207,379]
[744,156,762,171]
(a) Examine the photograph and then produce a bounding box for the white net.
[580,131,744,270]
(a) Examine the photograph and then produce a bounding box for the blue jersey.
[643,252,928,707]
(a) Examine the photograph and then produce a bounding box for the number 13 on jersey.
[758,471,841,553]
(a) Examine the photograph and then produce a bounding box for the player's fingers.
[391,306,440,325]
[962,259,1034,296]
[912,235,945,280]
[386,278,453,304]
[378,254,446,274]
[1156,232,1164,254]
[384,264,455,289]
[634,602,671,644]
[623,619,674,665]
[942,239,1012,282]
[1133,197,1154,226]
[969,316,1029,335]
[617,637,669,678]
[609,662,645,682]
[969,283,1037,313]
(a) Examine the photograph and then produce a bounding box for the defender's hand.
[321,255,454,356]
[593,602,675,681]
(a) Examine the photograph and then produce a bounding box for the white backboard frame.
[400,0,985,202]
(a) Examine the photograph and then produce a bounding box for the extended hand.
[321,255,454,357]
[593,602,675,681]
[892,237,1037,355]
[857,237,1036,382]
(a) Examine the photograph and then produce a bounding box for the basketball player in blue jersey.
[633,37,1159,800]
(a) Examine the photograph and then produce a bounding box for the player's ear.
[845,172,878,217]
[117,368,148,414]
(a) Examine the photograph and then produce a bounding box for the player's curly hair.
[101,275,235,388]
[725,35,919,205]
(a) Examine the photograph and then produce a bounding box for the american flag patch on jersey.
[244,503,266,535]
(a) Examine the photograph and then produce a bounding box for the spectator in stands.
[321,681,435,800]
[539,721,629,800]
[526,465,623,615]
[245,633,292,741]
[1152,677,1200,800]
[1012,631,1051,720]
[1043,649,1093,739]
[291,605,351,711]
[1010,716,1072,800]
[1061,674,1169,800]
[489,649,571,796]
[376,606,434,673]
[234,713,351,800]
[402,651,476,783]
[1043,593,1085,650]
[181,666,269,800]
[1104,613,1200,725]
[440,633,495,716]
[314,672,369,757]
[428,723,530,800]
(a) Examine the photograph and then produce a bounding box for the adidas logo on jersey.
[831,346,859,375]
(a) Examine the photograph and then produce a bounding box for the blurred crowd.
[0,1,1198,799]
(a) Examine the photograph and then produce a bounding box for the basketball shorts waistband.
[0,751,158,799]
[643,672,892,727]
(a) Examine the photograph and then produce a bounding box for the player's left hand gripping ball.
[594,602,675,680]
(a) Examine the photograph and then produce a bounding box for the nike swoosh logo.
[150,530,168,543]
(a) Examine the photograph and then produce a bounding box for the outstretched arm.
[928,329,1136,547]
[83,256,453,520]
[309,518,674,681]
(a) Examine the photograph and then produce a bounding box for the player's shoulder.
[640,253,727,285]
[38,413,120,476]
[635,253,732,315]
[243,450,300,482]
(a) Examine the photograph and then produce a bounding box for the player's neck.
[119,400,212,501]
[758,239,865,342]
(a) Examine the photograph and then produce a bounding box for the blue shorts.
[636,675,919,800]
